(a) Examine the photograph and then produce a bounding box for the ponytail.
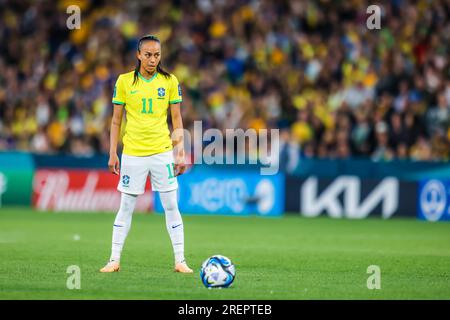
[156,63,170,78]
[132,60,141,86]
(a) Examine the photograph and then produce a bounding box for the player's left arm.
[170,103,186,176]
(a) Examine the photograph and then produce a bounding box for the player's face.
[137,40,161,74]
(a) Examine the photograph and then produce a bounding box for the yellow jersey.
[112,70,183,156]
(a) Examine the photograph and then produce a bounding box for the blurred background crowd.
[0,0,449,168]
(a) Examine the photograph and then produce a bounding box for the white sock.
[110,192,137,262]
[160,190,185,264]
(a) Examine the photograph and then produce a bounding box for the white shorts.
[117,150,178,194]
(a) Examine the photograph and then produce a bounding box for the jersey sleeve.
[169,74,183,105]
[112,75,126,105]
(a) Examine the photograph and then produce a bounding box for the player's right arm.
[109,75,126,175]
[108,104,123,175]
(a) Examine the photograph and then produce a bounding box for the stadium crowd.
[0,0,449,167]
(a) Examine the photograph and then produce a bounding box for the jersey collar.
[138,71,158,83]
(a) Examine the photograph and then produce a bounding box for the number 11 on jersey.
[141,98,153,114]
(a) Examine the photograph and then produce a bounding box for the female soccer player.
[100,35,193,273]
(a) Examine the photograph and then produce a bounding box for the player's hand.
[108,153,120,175]
[174,149,186,176]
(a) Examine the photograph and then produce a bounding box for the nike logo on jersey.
[130,90,139,94]
[172,223,182,229]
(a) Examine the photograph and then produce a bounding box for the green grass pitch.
[0,207,449,299]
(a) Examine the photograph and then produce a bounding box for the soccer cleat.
[174,261,193,273]
[99,261,120,273]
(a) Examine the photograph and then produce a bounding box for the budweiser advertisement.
[33,170,153,212]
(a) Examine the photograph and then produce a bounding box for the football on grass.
[200,255,236,288]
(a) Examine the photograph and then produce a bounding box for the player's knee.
[160,196,178,212]
[163,201,178,213]
[118,193,137,213]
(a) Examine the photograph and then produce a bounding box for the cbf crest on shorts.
[122,175,130,187]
